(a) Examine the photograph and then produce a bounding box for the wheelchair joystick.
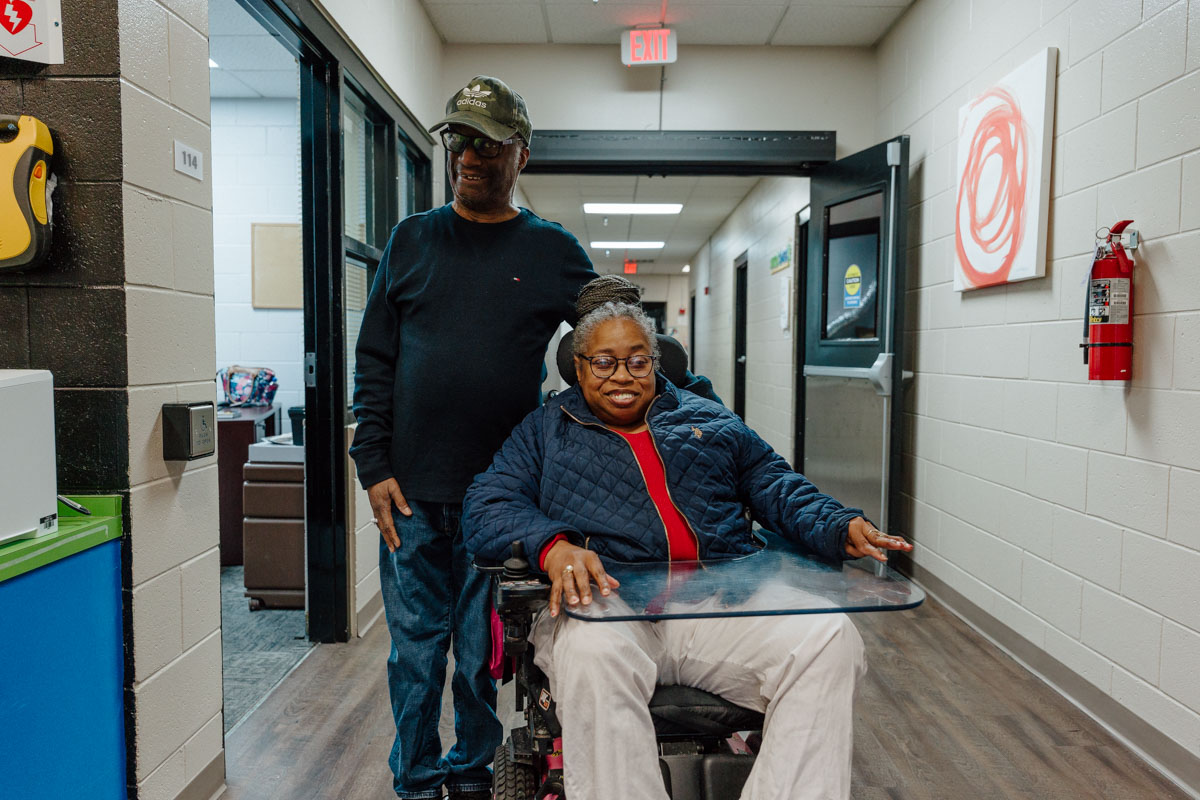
[503,541,531,580]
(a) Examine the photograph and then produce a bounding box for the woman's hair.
[573,276,659,358]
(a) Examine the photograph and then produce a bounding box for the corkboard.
[252,223,303,309]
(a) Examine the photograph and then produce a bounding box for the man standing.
[351,76,596,800]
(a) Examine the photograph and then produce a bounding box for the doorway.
[733,253,748,420]
[208,0,435,733]
[208,0,313,732]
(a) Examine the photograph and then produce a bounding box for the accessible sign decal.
[1,0,63,64]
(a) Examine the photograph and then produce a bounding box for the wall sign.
[174,140,204,181]
[0,0,63,64]
[621,28,676,66]
[843,264,862,308]
[769,242,791,274]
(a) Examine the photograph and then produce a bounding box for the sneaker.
[446,791,490,800]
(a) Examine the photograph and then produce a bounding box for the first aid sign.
[1,0,63,65]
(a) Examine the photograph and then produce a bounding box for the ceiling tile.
[791,0,909,6]
[209,33,298,72]
[209,70,261,99]
[771,5,903,46]
[546,3,664,45]
[209,0,260,36]
[235,70,300,99]
[425,3,550,43]
[668,5,786,45]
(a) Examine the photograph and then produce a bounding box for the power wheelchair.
[478,333,765,800]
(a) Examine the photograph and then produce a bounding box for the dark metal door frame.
[688,292,696,372]
[792,206,810,470]
[733,254,749,420]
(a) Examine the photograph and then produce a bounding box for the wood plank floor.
[220,595,1189,799]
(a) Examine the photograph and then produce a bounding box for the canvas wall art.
[954,48,1057,291]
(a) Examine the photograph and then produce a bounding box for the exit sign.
[621,28,677,66]
[623,259,638,274]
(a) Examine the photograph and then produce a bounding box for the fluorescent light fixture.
[209,58,219,68]
[590,241,665,249]
[682,264,691,273]
[584,203,682,215]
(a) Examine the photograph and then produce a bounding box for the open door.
[801,137,909,534]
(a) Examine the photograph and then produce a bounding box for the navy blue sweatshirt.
[350,204,597,502]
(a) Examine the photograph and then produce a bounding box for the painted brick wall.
[211,97,305,431]
[119,0,224,798]
[0,0,129,492]
[879,0,1200,784]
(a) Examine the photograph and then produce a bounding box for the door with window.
[800,137,909,533]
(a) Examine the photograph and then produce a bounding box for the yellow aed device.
[0,115,55,272]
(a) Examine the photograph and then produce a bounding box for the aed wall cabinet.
[0,115,55,272]
[0,496,125,800]
[163,401,217,460]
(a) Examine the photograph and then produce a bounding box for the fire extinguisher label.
[1089,277,1130,325]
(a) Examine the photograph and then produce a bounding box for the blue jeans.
[379,500,500,799]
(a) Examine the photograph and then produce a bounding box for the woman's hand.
[542,540,620,617]
[844,517,912,562]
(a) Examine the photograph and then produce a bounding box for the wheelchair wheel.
[492,744,536,800]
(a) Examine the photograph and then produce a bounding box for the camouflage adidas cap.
[429,75,533,145]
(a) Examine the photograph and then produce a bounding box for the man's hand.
[542,540,619,618]
[844,517,912,563]
[368,478,411,553]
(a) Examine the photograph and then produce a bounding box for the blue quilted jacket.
[462,378,865,567]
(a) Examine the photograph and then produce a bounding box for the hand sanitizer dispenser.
[0,370,58,544]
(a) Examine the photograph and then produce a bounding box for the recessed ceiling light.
[584,203,682,215]
[209,58,219,68]
[682,264,691,273]
[590,241,665,249]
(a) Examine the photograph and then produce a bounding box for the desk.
[0,497,125,800]
[218,405,278,566]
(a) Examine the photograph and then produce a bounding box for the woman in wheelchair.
[463,295,911,800]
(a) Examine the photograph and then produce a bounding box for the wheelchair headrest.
[556,330,690,387]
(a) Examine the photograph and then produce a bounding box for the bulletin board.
[251,223,303,309]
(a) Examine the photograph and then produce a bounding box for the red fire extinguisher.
[1080,220,1138,380]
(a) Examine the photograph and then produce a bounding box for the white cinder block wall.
[211,98,305,430]
[119,0,224,797]
[880,0,1200,786]
[692,177,808,460]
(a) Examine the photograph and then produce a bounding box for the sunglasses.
[441,130,521,158]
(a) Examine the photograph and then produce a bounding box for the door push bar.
[802,353,914,397]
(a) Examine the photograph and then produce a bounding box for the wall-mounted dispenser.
[0,114,55,272]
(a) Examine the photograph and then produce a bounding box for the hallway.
[220,595,1187,800]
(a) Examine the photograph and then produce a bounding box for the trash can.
[288,406,306,446]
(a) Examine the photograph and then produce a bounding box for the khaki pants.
[530,596,866,800]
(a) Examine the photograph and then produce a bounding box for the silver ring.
[563,565,574,573]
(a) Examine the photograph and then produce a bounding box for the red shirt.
[539,428,699,569]
[616,429,698,560]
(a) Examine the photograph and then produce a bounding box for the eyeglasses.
[577,354,657,379]
[441,130,520,158]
